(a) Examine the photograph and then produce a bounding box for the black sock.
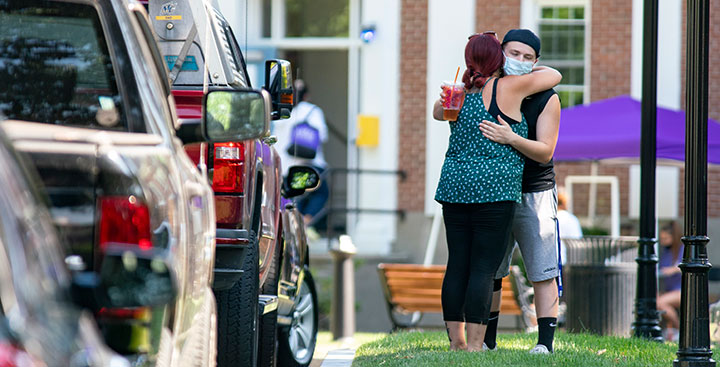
[484,311,500,349]
[537,317,557,352]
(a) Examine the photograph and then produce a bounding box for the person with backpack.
[274,79,330,229]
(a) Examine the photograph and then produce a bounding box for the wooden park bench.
[377,263,535,330]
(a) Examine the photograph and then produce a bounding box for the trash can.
[563,236,638,337]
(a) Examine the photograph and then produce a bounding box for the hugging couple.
[433,29,563,354]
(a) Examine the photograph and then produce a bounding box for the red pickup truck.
[145,1,318,366]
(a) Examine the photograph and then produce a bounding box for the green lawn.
[353,330,702,367]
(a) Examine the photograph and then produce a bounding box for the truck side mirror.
[176,89,272,144]
[282,165,320,198]
[203,89,272,142]
[263,59,294,120]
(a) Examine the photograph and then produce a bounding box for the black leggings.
[441,201,515,324]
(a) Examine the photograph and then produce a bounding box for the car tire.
[257,310,278,367]
[277,268,318,367]
[215,231,260,367]
[258,237,282,367]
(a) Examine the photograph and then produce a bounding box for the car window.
[0,2,126,130]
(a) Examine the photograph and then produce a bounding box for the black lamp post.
[633,0,663,341]
[674,0,715,365]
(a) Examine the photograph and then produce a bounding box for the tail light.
[98,196,152,251]
[96,197,154,323]
[212,142,244,193]
[0,342,31,367]
[96,307,151,320]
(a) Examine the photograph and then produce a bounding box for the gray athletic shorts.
[495,187,559,282]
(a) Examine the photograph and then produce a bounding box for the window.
[538,5,587,108]
[0,2,125,129]
[262,0,272,38]
[286,0,349,37]
[262,0,350,38]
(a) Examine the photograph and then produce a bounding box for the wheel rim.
[288,278,315,363]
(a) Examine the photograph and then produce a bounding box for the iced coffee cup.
[441,81,465,121]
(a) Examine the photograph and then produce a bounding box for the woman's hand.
[434,86,449,121]
[479,115,518,145]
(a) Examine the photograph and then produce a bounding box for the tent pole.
[588,161,598,226]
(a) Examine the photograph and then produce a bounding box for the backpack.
[286,107,320,159]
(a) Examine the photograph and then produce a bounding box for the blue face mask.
[503,55,534,76]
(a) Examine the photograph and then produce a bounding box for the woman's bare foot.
[466,322,488,352]
[446,321,467,351]
[466,345,486,352]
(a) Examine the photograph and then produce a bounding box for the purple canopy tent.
[554,95,720,165]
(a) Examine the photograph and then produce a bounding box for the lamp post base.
[673,358,716,367]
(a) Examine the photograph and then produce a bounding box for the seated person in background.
[656,221,683,341]
[556,189,582,265]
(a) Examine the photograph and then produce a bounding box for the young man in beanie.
[478,28,562,354]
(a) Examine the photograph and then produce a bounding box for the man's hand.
[660,266,681,277]
[479,115,517,145]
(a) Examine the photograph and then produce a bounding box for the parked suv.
[145,1,319,365]
[0,0,271,365]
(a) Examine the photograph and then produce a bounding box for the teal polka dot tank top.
[434,86,529,204]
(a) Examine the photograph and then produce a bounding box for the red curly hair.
[462,34,505,90]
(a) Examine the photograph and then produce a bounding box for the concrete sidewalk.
[319,349,356,367]
[310,332,385,367]
[310,337,358,367]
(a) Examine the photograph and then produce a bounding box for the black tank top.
[486,79,556,192]
[520,89,557,193]
[488,78,522,125]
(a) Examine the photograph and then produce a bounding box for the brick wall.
[589,0,633,102]
[397,0,428,212]
[554,161,631,218]
[710,166,720,218]
[476,0,520,37]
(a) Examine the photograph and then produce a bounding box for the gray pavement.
[319,349,356,367]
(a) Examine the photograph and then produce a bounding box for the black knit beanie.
[502,29,541,58]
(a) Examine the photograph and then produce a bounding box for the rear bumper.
[212,228,252,290]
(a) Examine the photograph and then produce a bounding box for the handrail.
[309,167,406,249]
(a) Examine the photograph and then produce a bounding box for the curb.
[320,348,356,367]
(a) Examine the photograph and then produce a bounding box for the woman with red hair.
[432,33,561,352]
